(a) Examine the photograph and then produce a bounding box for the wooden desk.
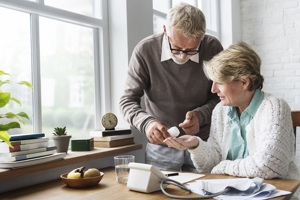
[1,167,299,200]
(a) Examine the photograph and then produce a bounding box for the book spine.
[0,153,67,168]
[93,134,134,141]
[94,138,134,147]
[90,129,131,137]
[9,133,45,141]
[10,138,49,146]
[0,150,56,162]
[0,146,56,157]
[9,141,49,152]
[101,130,131,137]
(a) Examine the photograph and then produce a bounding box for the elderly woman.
[164,42,299,179]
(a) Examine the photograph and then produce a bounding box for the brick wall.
[241,0,300,165]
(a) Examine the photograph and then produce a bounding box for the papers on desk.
[187,178,291,199]
[162,171,205,184]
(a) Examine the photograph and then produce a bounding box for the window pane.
[172,0,197,7]
[39,17,95,138]
[0,7,33,135]
[200,0,218,33]
[153,0,170,13]
[45,0,102,19]
[153,0,219,37]
[153,15,165,34]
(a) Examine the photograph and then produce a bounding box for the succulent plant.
[53,126,67,136]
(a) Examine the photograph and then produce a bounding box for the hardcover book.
[0,141,49,153]
[0,149,57,162]
[10,137,49,146]
[0,146,57,157]
[0,153,66,169]
[90,129,131,137]
[94,137,134,148]
[93,134,134,142]
[9,133,45,141]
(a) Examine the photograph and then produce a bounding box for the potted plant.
[0,69,32,147]
[52,126,71,153]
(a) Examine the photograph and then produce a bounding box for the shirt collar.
[245,89,264,117]
[160,35,199,63]
[227,89,264,118]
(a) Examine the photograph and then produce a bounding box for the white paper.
[162,171,205,184]
[187,179,291,199]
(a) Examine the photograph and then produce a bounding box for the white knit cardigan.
[189,93,299,179]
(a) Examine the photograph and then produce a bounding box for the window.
[0,0,109,138]
[153,0,220,38]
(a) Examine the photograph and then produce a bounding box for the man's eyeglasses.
[168,37,200,56]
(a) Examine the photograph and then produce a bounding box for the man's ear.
[163,25,166,35]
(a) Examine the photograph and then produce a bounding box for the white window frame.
[153,0,220,39]
[0,0,111,132]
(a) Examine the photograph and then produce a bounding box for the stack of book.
[90,129,134,148]
[0,133,66,168]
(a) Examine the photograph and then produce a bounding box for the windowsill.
[0,144,142,181]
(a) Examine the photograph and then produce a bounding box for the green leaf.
[0,92,10,108]
[17,112,30,120]
[0,69,32,142]
[10,97,22,106]
[0,131,12,148]
[18,81,33,89]
[0,79,10,87]
[4,112,16,119]
[0,122,21,131]
[0,70,10,76]
[2,113,28,125]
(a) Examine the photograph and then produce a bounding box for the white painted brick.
[241,0,300,146]
[261,70,274,77]
[284,62,300,69]
[284,77,300,83]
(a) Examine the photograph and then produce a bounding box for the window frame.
[0,0,111,132]
[153,0,220,39]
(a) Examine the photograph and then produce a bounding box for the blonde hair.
[166,2,206,39]
[204,42,264,91]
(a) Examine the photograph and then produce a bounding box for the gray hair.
[204,42,264,91]
[166,3,206,39]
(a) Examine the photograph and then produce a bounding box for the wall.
[240,0,300,110]
[109,0,153,162]
[240,0,300,165]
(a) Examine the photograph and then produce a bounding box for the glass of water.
[114,155,135,184]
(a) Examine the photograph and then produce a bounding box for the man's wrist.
[144,120,156,134]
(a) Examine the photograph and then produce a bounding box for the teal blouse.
[226,89,264,160]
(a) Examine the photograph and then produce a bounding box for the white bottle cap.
[168,126,180,137]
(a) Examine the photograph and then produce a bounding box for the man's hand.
[146,121,170,144]
[179,111,200,135]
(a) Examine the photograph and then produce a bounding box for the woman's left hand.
[163,135,199,150]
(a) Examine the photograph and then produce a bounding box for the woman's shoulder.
[256,92,291,122]
[261,92,291,111]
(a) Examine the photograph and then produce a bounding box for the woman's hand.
[163,135,199,150]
